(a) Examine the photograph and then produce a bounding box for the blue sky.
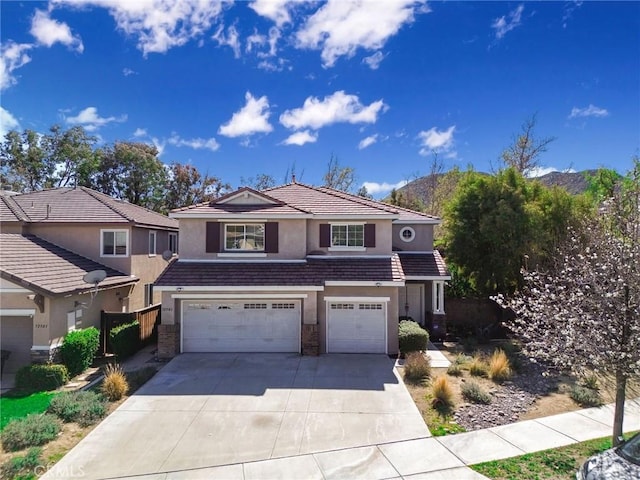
[1,1,638,197]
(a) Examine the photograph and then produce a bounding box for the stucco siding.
[392,224,434,251]
[306,219,392,255]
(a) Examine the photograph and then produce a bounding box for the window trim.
[168,232,178,255]
[224,223,266,252]
[148,231,157,257]
[399,226,416,243]
[100,229,129,257]
[329,223,366,250]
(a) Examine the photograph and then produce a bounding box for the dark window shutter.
[265,222,279,253]
[206,222,220,253]
[364,224,376,247]
[319,224,331,247]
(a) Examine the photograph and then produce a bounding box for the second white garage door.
[327,302,387,354]
[182,300,300,353]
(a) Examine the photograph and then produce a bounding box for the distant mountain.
[394,170,596,211]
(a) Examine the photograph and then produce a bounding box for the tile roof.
[397,251,450,278]
[0,234,138,295]
[155,255,405,287]
[170,182,440,222]
[5,187,178,229]
[0,195,28,223]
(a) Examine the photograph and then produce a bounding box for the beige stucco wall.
[392,224,435,251]
[0,221,23,234]
[318,286,399,355]
[306,219,392,255]
[178,218,307,260]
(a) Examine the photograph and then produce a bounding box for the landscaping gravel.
[453,360,559,430]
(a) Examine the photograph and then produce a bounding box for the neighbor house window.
[225,224,265,251]
[144,283,153,306]
[331,224,364,247]
[101,230,128,257]
[148,231,156,256]
[168,233,178,254]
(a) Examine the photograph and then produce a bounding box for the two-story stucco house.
[0,187,178,373]
[155,182,449,357]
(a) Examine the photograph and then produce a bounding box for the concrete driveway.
[44,354,430,479]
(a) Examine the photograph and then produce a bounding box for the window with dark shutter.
[319,223,331,247]
[265,222,279,253]
[206,222,220,253]
[364,223,376,247]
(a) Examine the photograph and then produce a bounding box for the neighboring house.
[0,187,178,373]
[155,182,450,357]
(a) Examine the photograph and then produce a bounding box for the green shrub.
[570,386,603,407]
[48,391,107,427]
[1,414,61,451]
[447,363,464,377]
[398,320,429,355]
[580,374,600,391]
[454,354,473,366]
[1,447,42,478]
[403,352,431,383]
[110,321,140,359]
[461,380,492,404]
[59,327,100,377]
[469,357,489,378]
[15,364,69,393]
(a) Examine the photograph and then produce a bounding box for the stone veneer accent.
[30,346,61,364]
[158,324,180,359]
[301,324,319,356]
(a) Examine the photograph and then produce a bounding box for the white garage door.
[327,302,387,353]
[182,301,300,353]
[0,316,33,373]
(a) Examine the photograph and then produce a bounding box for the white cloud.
[282,130,318,146]
[212,24,241,59]
[123,67,136,76]
[569,104,609,119]
[168,133,220,152]
[219,92,273,138]
[362,51,385,70]
[296,0,427,67]
[527,166,577,178]
[246,26,280,58]
[65,106,127,131]
[30,9,83,53]
[0,41,33,91]
[52,0,228,56]
[358,134,378,150]
[0,107,20,138]
[361,180,408,196]
[150,136,165,156]
[418,125,456,156]
[280,91,386,130]
[133,127,147,137]
[492,4,525,40]
[250,0,293,27]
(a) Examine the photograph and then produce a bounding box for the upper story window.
[148,231,157,256]
[399,226,415,243]
[225,224,265,251]
[168,232,178,254]
[101,230,128,257]
[331,224,364,248]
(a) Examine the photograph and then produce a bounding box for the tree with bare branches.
[501,113,556,175]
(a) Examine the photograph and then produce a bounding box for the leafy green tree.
[0,129,55,192]
[45,125,98,187]
[583,167,622,203]
[443,168,584,296]
[356,185,373,199]
[92,142,167,210]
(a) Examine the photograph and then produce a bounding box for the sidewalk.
[118,396,640,479]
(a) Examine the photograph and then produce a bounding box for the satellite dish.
[83,269,107,285]
[161,250,173,261]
